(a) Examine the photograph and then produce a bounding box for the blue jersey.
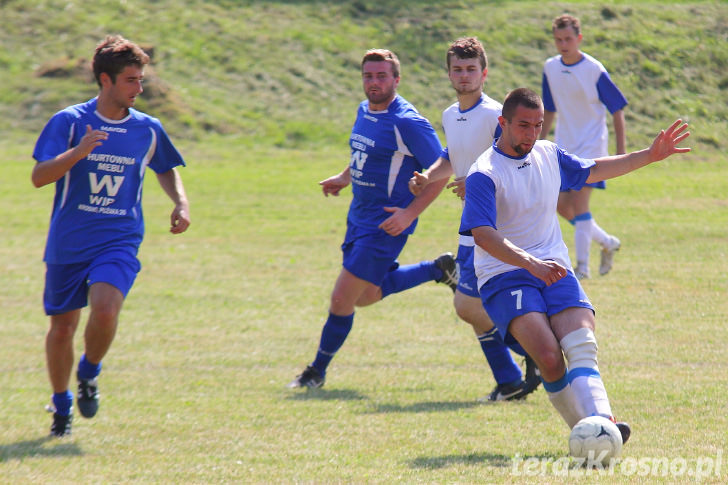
[347,94,442,234]
[33,98,185,264]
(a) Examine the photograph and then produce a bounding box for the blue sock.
[77,354,102,380]
[485,326,527,357]
[311,312,354,376]
[507,339,527,357]
[380,261,438,298]
[478,328,522,385]
[52,390,73,416]
[571,212,592,224]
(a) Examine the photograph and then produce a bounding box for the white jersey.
[459,140,594,287]
[441,94,502,246]
[542,52,627,158]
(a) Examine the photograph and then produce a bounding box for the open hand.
[648,119,691,163]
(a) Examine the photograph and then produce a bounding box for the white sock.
[590,219,612,247]
[560,328,613,419]
[573,219,591,269]
[546,377,585,428]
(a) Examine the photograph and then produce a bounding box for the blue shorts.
[478,268,593,341]
[341,224,408,286]
[455,244,479,298]
[562,180,606,191]
[44,249,141,315]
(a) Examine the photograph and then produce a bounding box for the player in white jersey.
[460,87,690,445]
[409,37,539,402]
[32,36,190,437]
[288,49,457,389]
[541,14,627,279]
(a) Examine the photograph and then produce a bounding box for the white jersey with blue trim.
[459,140,595,287]
[542,52,628,158]
[348,94,442,234]
[33,97,185,264]
[441,93,502,246]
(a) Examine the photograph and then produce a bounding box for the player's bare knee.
[48,322,77,342]
[89,304,121,327]
[454,303,471,323]
[537,348,567,380]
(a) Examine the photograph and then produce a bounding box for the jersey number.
[510,289,523,310]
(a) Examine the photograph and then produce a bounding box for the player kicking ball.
[459,87,690,444]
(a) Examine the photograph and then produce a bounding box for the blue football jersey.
[33,98,185,264]
[347,95,442,234]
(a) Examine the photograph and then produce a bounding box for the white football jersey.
[442,94,502,246]
[460,140,594,286]
[542,52,627,158]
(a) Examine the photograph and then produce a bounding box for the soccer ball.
[568,416,623,466]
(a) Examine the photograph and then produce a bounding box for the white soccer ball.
[568,415,623,466]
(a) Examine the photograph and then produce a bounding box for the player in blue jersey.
[288,49,457,389]
[541,14,627,280]
[408,37,540,402]
[460,87,689,444]
[32,35,190,437]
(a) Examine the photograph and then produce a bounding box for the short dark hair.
[552,14,581,35]
[502,88,542,120]
[361,49,400,78]
[92,35,149,87]
[447,37,487,71]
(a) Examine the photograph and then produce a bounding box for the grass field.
[1,0,727,483]
[1,136,726,483]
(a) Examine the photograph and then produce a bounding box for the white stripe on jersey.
[136,126,157,204]
[388,125,410,197]
[59,123,76,209]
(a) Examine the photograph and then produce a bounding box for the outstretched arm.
[156,168,190,234]
[471,225,568,286]
[586,119,690,184]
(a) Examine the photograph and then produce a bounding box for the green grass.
[1,0,727,483]
[2,138,727,482]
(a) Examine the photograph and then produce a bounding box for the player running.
[409,37,540,401]
[288,49,456,389]
[33,35,190,437]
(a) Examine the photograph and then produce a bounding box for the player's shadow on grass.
[367,400,480,413]
[285,388,368,401]
[0,437,83,462]
[408,452,513,469]
[409,451,559,470]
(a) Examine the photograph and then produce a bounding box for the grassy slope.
[0,0,726,153]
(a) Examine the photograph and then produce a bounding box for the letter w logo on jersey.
[89,172,124,196]
[350,150,368,170]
